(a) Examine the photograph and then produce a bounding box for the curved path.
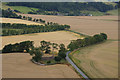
[66,51,90,80]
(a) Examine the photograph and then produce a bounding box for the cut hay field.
[1,18,43,25]
[18,14,118,78]
[2,53,79,78]
[1,31,83,50]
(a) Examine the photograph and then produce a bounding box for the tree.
[100,33,107,40]
[19,41,33,52]
[23,16,26,19]
[51,43,58,57]
[40,40,51,54]
[93,34,104,43]
[36,19,39,22]
[29,47,42,62]
[45,42,51,54]
[58,44,67,59]
[33,18,36,22]
[54,56,61,62]
[28,17,32,21]
[18,15,22,19]
[2,44,13,53]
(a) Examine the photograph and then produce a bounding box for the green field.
[80,10,105,16]
[2,2,39,14]
[106,8,119,16]
[10,6,39,14]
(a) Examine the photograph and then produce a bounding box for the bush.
[58,52,66,59]
[47,61,51,64]
[54,56,61,62]
[100,33,107,40]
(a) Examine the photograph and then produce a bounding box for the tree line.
[2,23,70,36]
[2,9,22,19]
[67,33,107,51]
[2,41,33,53]
[2,8,46,23]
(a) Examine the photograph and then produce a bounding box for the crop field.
[70,40,118,78]
[19,14,118,39]
[1,31,83,50]
[18,14,118,78]
[2,53,79,78]
[1,18,43,25]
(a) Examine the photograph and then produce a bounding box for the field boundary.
[66,51,90,80]
[65,30,89,37]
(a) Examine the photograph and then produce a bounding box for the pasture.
[2,53,79,78]
[18,14,118,78]
[1,18,43,25]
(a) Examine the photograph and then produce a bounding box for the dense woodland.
[2,23,70,36]
[2,9,22,18]
[7,2,118,16]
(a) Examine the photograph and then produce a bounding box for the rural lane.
[66,51,90,80]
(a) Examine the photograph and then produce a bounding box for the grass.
[10,6,39,14]
[106,8,120,16]
[2,2,39,14]
[80,10,105,16]
[38,58,67,65]
[103,2,117,7]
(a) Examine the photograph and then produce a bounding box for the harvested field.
[2,53,79,78]
[18,14,118,39]
[18,14,118,78]
[71,40,118,78]
[2,14,118,78]
[1,18,43,25]
[1,31,83,50]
